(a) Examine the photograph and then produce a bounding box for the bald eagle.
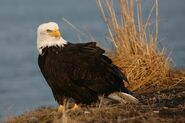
[37,22,138,109]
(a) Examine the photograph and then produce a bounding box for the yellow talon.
[71,104,79,111]
[58,105,64,112]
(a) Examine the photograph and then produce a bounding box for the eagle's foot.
[57,105,64,112]
[71,104,79,111]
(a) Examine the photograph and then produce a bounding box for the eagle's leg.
[57,105,64,112]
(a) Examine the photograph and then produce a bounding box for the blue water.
[0,0,185,121]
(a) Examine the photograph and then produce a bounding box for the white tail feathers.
[108,92,139,104]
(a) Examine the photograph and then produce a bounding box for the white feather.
[108,92,139,104]
[37,22,67,54]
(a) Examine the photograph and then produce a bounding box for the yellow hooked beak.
[51,29,61,38]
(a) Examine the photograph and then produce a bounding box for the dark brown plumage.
[38,42,130,105]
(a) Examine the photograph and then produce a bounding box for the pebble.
[153,111,159,113]
[163,107,168,109]
[84,111,91,114]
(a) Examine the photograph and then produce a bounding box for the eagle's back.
[38,42,128,104]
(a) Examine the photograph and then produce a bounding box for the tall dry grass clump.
[98,0,171,91]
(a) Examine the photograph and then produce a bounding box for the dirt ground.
[6,70,185,123]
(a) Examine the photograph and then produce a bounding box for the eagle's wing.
[38,42,129,104]
[57,42,127,94]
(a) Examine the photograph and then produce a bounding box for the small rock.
[153,111,159,113]
[84,111,91,114]
[163,107,168,109]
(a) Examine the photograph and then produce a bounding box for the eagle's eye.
[46,29,52,33]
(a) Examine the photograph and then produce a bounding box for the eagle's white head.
[37,22,67,54]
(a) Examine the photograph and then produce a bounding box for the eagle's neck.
[37,37,67,55]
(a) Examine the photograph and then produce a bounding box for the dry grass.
[98,0,172,91]
[6,82,185,123]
